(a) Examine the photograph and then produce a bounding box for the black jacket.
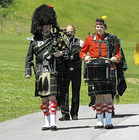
[25,34,54,76]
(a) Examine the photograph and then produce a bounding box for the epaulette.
[26,37,34,41]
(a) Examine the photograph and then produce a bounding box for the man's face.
[42,25,51,36]
[66,26,75,37]
[95,24,105,36]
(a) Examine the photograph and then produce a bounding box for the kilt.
[35,64,57,97]
[88,69,116,96]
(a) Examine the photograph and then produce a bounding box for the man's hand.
[26,75,31,79]
[53,51,63,57]
[111,57,117,62]
[85,55,91,62]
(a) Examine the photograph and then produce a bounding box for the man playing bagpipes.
[25,4,69,131]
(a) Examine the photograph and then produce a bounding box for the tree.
[0,0,13,8]
[0,0,14,32]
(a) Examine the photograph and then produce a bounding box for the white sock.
[96,113,104,126]
[43,115,50,127]
[105,112,112,125]
[50,114,56,126]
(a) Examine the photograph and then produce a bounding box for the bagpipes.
[52,26,69,58]
[43,24,70,75]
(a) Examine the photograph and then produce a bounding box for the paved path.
[0,104,139,140]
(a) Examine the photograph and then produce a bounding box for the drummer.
[79,16,121,129]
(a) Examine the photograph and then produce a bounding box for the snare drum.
[86,58,111,82]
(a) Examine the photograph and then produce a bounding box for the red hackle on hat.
[47,5,53,8]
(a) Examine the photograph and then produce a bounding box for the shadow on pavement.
[78,117,96,120]
[114,124,139,129]
[79,114,139,120]
[58,125,91,130]
[113,113,139,118]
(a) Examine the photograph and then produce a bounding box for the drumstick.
[90,57,111,61]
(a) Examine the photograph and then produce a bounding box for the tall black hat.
[31,4,59,37]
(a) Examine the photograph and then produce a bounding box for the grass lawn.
[0,34,139,122]
[0,34,41,122]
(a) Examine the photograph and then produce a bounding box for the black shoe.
[42,127,50,131]
[59,114,70,121]
[94,125,104,129]
[105,124,114,129]
[50,125,58,131]
[72,115,78,120]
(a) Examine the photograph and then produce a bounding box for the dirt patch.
[126,78,139,85]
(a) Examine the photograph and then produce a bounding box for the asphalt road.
[0,104,139,140]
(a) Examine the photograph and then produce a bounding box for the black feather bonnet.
[31,4,58,37]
